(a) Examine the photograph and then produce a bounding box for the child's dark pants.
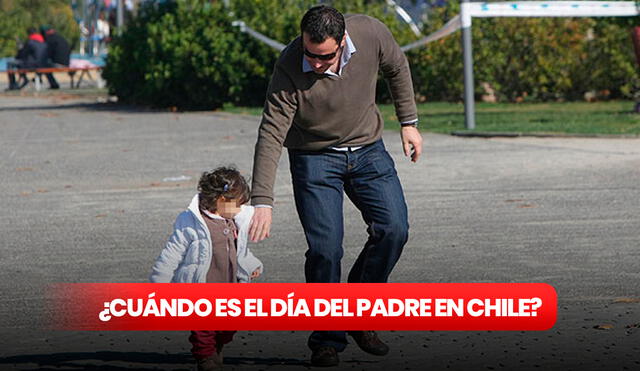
[189,330,236,359]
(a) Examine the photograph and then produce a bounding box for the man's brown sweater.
[251,14,417,206]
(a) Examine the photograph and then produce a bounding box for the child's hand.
[251,269,261,279]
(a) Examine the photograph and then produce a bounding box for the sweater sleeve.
[251,62,298,207]
[376,18,418,124]
[235,206,264,283]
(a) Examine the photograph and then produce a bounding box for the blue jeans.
[288,140,409,352]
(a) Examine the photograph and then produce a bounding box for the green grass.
[223,101,640,136]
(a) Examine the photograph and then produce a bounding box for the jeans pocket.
[289,150,327,184]
[371,150,396,175]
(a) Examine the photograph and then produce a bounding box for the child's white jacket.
[150,194,263,284]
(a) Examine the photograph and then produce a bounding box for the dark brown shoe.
[310,346,339,367]
[348,331,389,356]
[196,351,223,371]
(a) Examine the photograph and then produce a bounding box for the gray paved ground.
[0,95,638,370]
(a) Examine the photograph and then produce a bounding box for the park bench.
[4,66,104,91]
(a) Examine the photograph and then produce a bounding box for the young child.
[150,167,263,371]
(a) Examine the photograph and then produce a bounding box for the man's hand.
[249,207,272,242]
[400,126,423,162]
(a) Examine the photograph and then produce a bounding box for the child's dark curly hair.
[198,166,250,212]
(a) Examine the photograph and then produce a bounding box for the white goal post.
[458,1,639,129]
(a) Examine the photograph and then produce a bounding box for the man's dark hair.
[27,27,37,35]
[300,5,345,44]
[40,25,54,34]
[198,166,250,212]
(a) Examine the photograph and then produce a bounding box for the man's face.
[302,33,344,74]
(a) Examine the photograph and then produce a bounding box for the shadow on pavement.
[0,351,309,369]
[0,102,159,114]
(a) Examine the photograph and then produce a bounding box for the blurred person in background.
[40,26,71,90]
[95,12,110,55]
[5,27,49,91]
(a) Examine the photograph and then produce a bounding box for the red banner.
[49,283,556,331]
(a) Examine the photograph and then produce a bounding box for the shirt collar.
[201,209,225,220]
[302,32,356,76]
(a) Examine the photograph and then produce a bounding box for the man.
[41,26,72,90]
[249,5,422,367]
[6,28,49,91]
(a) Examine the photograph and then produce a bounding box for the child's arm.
[240,247,264,279]
[235,205,264,282]
[149,212,193,283]
[237,228,264,282]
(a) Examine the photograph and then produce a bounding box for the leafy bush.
[105,0,418,109]
[104,0,269,110]
[104,0,638,108]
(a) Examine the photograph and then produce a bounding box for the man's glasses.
[303,44,341,61]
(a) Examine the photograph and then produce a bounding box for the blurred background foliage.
[415,2,640,102]
[104,0,417,109]
[76,0,640,109]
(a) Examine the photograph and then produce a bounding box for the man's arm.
[249,63,297,241]
[376,19,423,162]
[376,18,417,124]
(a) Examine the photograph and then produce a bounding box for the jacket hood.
[28,33,44,43]
[187,193,252,226]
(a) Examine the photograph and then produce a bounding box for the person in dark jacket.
[40,25,71,89]
[6,27,49,90]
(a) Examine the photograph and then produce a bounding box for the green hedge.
[104,0,639,109]
[103,1,268,109]
[411,3,639,102]
[104,0,414,109]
